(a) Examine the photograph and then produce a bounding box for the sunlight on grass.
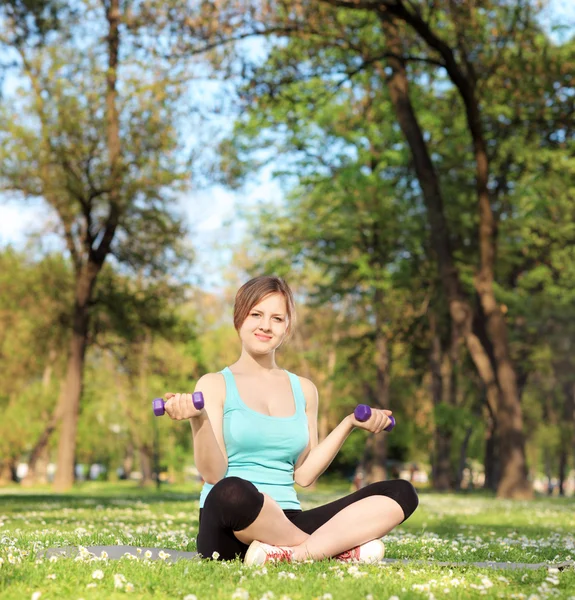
[0,483,574,599]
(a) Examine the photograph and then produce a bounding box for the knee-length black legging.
[197,476,418,561]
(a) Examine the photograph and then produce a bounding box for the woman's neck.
[232,348,279,373]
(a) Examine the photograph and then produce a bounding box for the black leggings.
[197,476,418,561]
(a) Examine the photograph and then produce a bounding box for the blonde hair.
[233,276,296,340]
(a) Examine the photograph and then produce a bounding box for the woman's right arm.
[190,373,228,483]
[164,372,228,484]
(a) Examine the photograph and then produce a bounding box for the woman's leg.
[197,476,309,560]
[233,493,309,547]
[290,495,403,560]
[287,479,419,561]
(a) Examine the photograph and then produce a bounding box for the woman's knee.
[368,479,419,521]
[388,479,419,520]
[204,476,264,531]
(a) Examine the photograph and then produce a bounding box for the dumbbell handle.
[354,404,396,431]
[153,392,205,417]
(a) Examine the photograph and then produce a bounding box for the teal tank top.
[199,367,309,510]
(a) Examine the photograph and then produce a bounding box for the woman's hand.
[350,408,393,433]
[163,393,204,420]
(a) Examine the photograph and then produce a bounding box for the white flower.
[114,573,127,589]
[92,569,104,580]
[158,550,171,561]
[212,551,220,560]
[46,574,56,580]
[183,595,197,600]
[31,593,42,600]
[145,550,152,559]
[126,583,135,592]
[86,583,97,588]
[232,588,250,600]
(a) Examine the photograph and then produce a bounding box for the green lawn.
[0,482,574,599]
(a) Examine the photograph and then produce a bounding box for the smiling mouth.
[255,334,272,340]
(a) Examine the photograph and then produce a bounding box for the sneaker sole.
[244,540,263,566]
[365,540,385,563]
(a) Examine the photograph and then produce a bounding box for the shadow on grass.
[0,485,202,510]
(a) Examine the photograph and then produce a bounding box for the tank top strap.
[285,370,307,414]
[220,367,242,411]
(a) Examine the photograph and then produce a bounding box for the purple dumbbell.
[354,404,396,431]
[153,392,205,416]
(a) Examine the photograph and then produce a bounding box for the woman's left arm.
[293,378,392,488]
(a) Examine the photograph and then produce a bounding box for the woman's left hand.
[350,408,393,433]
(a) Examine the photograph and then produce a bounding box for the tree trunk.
[21,350,62,487]
[317,312,344,443]
[53,265,99,491]
[558,381,574,496]
[365,294,390,483]
[0,457,18,484]
[455,425,473,490]
[379,16,530,498]
[483,389,499,491]
[21,422,57,487]
[122,443,134,480]
[139,445,154,486]
[429,310,454,490]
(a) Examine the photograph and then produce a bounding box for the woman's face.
[238,292,289,354]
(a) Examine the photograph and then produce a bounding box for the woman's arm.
[293,378,392,487]
[164,372,228,484]
[190,373,228,484]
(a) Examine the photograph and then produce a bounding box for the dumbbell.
[152,392,205,417]
[354,404,396,431]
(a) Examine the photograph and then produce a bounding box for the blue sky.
[1,0,573,291]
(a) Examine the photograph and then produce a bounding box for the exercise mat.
[40,546,574,571]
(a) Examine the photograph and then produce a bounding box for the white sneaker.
[334,539,385,563]
[244,540,295,566]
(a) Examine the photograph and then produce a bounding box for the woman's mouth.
[255,333,272,341]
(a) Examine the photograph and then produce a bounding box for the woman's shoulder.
[195,371,227,396]
[292,373,318,405]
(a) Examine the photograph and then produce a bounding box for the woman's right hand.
[163,393,204,420]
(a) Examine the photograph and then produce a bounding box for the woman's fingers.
[163,392,203,420]
[355,408,392,433]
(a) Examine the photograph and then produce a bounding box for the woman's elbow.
[199,463,228,485]
[294,474,315,488]
[204,475,224,485]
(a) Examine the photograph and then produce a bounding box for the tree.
[0,249,71,483]
[0,0,192,489]
[170,0,575,498]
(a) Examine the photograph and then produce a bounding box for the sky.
[1,0,573,291]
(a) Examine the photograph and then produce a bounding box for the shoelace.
[266,547,293,563]
[335,546,360,561]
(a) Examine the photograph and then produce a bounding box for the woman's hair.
[233,276,296,339]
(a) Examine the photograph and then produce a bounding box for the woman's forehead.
[252,292,287,312]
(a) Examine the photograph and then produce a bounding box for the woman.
[163,276,418,564]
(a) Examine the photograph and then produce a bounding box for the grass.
[0,481,574,599]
